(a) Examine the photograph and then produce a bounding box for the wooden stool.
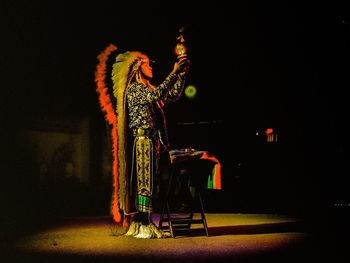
[158,159,210,238]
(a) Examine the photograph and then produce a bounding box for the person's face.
[140,57,153,79]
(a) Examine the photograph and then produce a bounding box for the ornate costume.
[95,45,186,238]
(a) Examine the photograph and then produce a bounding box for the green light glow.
[184,85,197,99]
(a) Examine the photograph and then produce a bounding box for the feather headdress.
[95,45,145,224]
[111,51,144,216]
[95,44,123,223]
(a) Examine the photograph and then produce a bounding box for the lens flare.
[185,85,197,99]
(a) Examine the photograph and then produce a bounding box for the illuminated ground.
[1,212,335,263]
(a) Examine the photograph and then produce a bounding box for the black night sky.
[1,0,349,239]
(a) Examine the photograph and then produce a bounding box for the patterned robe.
[125,72,185,216]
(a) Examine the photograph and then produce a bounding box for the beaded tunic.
[127,73,185,136]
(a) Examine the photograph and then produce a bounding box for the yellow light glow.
[184,85,197,99]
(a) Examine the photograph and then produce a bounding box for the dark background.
[1,0,349,241]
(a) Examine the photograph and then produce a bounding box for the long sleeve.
[161,73,186,105]
[127,73,185,131]
[129,73,184,104]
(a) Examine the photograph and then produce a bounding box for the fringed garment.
[95,46,186,238]
[122,75,185,238]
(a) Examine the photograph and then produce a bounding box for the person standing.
[95,44,190,238]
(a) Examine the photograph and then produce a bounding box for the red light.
[265,128,273,135]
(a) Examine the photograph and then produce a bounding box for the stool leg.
[198,191,209,236]
[166,202,175,238]
[158,164,175,237]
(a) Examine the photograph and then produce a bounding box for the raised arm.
[158,55,191,105]
[128,56,190,105]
